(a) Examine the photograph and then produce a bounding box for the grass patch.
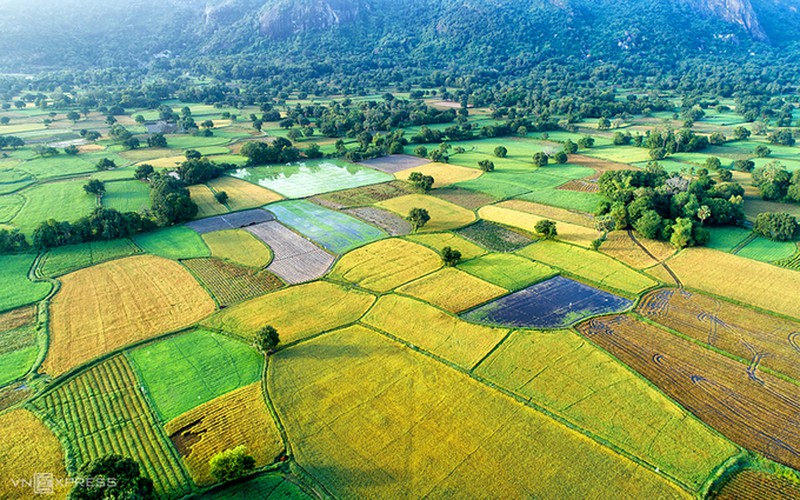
[0,254,52,312]
[37,239,140,278]
[736,236,797,263]
[0,193,25,222]
[134,226,210,260]
[458,253,555,291]
[12,181,97,235]
[706,226,752,252]
[101,180,151,213]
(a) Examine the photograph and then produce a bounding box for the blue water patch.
[462,275,632,328]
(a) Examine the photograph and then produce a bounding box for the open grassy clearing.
[133,225,210,260]
[600,231,674,269]
[231,159,393,198]
[11,181,97,235]
[246,221,335,284]
[394,162,482,187]
[200,473,311,499]
[188,184,228,219]
[476,328,737,491]
[202,280,375,342]
[479,204,599,247]
[0,409,69,499]
[267,199,386,254]
[98,180,149,214]
[0,308,39,386]
[518,240,658,295]
[183,258,283,306]
[37,239,140,277]
[269,326,688,498]
[405,231,486,260]
[706,227,752,253]
[128,329,262,422]
[44,255,216,375]
[363,294,509,368]
[457,252,556,291]
[30,356,191,497]
[580,315,800,473]
[655,248,800,319]
[17,155,97,179]
[165,383,282,486]
[640,288,800,383]
[0,254,52,312]
[202,229,272,268]
[736,236,797,263]
[377,194,476,232]
[207,176,283,211]
[312,180,416,208]
[396,267,507,313]
[0,166,35,195]
[455,219,533,252]
[0,193,25,222]
[329,238,442,292]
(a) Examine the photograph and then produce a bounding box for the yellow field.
[189,185,229,219]
[269,326,689,499]
[377,194,476,232]
[476,329,738,490]
[0,409,69,499]
[44,255,216,375]
[658,247,800,319]
[202,281,375,342]
[165,383,282,486]
[362,294,509,368]
[496,199,596,227]
[396,267,507,313]
[600,231,675,269]
[405,232,486,260]
[207,177,282,211]
[202,229,272,268]
[329,239,442,292]
[394,162,482,187]
[479,205,600,247]
[138,155,185,168]
[517,240,658,295]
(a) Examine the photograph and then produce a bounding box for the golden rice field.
[600,231,675,269]
[405,232,486,260]
[268,326,690,499]
[189,185,229,219]
[517,240,658,295]
[377,194,476,232]
[165,383,282,486]
[202,280,375,342]
[202,229,273,268]
[329,239,442,292]
[43,255,216,375]
[479,204,600,247]
[656,247,800,319]
[207,176,282,211]
[475,329,738,491]
[493,199,596,227]
[393,162,482,187]
[0,409,69,500]
[362,294,509,369]
[138,155,185,168]
[396,267,508,313]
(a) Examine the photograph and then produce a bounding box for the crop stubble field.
[183,258,283,306]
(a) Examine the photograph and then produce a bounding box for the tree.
[66,111,81,123]
[534,219,557,239]
[85,131,101,141]
[752,162,792,200]
[147,133,167,148]
[754,145,771,157]
[209,446,256,483]
[553,151,568,164]
[69,455,154,500]
[532,151,548,167]
[649,147,666,160]
[83,179,105,196]
[185,149,202,160]
[201,119,215,129]
[255,325,280,353]
[597,117,611,130]
[633,210,663,239]
[478,159,495,172]
[134,164,155,181]
[709,132,726,145]
[494,145,507,158]
[767,129,796,146]
[0,116,8,125]
[34,145,59,157]
[733,126,751,140]
[408,171,434,191]
[733,159,755,172]
[407,208,430,232]
[214,191,228,204]
[413,145,428,158]
[577,136,595,149]
[697,205,711,225]
[441,246,462,266]
[123,137,140,150]
[95,158,116,171]
[753,212,798,242]
[64,145,80,155]
[704,157,722,171]
[718,169,733,182]
[670,218,694,249]
[563,139,578,154]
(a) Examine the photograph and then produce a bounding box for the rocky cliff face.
[257,0,369,39]
[684,0,768,39]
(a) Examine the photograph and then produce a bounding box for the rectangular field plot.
[11,181,97,235]
[496,199,597,227]
[189,184,229,219]
[432,186,497,210]
[329,239,441,292]
[579,315,800,473]
[134,225,210,260]
[639,288,800,383]
[463,276,633,328]
[0,254,52,312]
[456,220,533,252]
[267,200,386,254]
[199,473,311,499]
[165,383,282,486]
[405,232,486,260]
[202,281,375,343]
[475,329,737,490]
[712,469,800,499]
[268,326,687,499]
[479,204,600,247]
[358,154,430,173]
[207,176,283,212]
[31,356,191,497]
[706,226,752,253]
[518,240,658,295]
[344,207,412,236]
[312,181,416,208]
[736,236,797,263]
[128,329,262,422]
[43,255,216,376]
[37,239,141,278]
[394,162,482,187]
[363,294,509,368]
[183,258,283,306]
[101,180,151,213]
[600,231,675,269]
[397,268,507,313]
[0,307,39,386]
[377,194,476,232]
[202,229,272,268]
[187,208,274,234]
[230,160,393,198]
[458,253,555,291]
[246,221,335,284]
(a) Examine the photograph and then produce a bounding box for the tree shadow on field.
[307,464,395,491]
[276,342,373,361]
